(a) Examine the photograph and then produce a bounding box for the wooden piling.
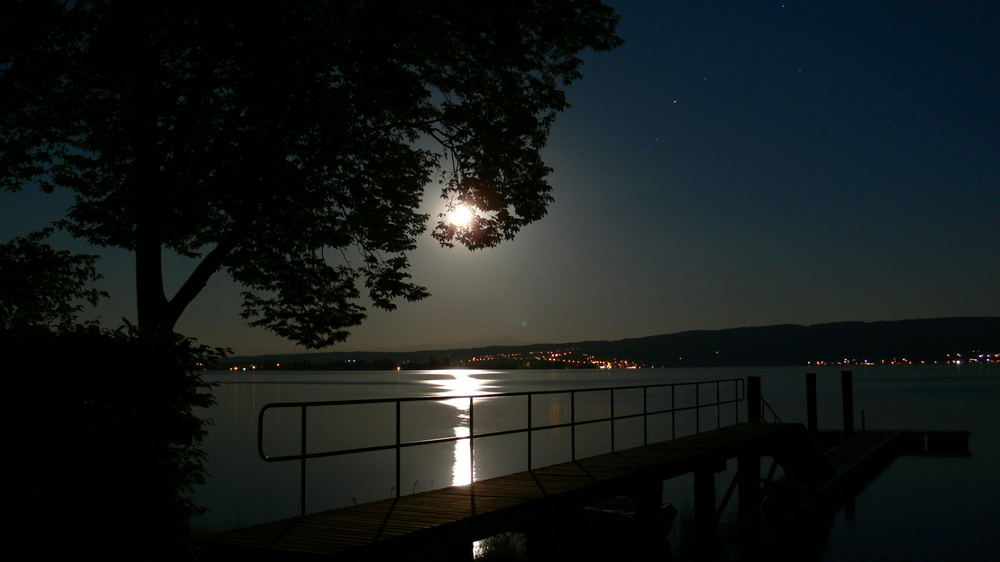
[632,478,663,524]
[805,372,817,434]
[841,371,854,439]
[632,479,665,559]
[737,454,761,562]
[694,467,718,562]
[525,505,567,561]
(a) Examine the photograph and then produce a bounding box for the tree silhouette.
[1,0,621,347]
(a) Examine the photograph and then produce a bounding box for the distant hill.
[226,317,1000,369]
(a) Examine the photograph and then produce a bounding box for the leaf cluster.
[0,228,107,331]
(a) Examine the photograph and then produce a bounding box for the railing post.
[527,394,532,470]
[671,385,676,439]
[610,389,615,452]
[570,391,576,460]
[747,377,761,424]
[734,380,740,423]
[469,397,475,485]
[395,401,401,498]
[841,370,854,439]
[643,387,648,446]
[806,372,817,434]
[300,406,307,517]
[716,380,721,429]
[695,383,700,434]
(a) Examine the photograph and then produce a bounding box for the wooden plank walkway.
[201,423,804,560]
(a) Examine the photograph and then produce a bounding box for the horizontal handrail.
[257,379,739,410]
[257,377,745,516]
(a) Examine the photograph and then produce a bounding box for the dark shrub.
[6,326,222,561]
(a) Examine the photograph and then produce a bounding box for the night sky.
[3,1,998,354]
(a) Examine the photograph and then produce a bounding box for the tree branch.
[164,238,237,328]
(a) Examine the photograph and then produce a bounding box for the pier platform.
[200,423,967,561]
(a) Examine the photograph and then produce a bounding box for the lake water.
[194,365,1000,561]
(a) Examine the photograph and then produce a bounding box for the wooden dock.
[201,371,973,561]
[200,422,966,561]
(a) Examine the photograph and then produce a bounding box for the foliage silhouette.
[1,0,622,347]
[0,228,107,331]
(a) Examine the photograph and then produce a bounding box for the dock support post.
[841,371,854,439]
[806,372,817,434]
[738,455,761,562]
[694,467,718,562]
[633,478,663,524]
[445,540,474,562]
[526,506,567,561]
[747,377,761,424]
[633,479,665,558]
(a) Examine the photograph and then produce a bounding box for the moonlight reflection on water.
[429,369,497,486]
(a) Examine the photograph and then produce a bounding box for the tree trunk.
[135,230,236,334]
[135,225,172,333]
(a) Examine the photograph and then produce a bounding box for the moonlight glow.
[447,204,475,228]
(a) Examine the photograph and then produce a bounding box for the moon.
[447,203,475,228]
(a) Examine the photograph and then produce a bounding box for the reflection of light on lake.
[431,369,492,558]
[430,370,495,487]
[452,424,471,486]
[431,369,494,397]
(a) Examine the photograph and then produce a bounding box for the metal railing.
[257,378,745,516]
[760,397,784,423]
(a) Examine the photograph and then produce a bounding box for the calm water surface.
[194,365,1000,560]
